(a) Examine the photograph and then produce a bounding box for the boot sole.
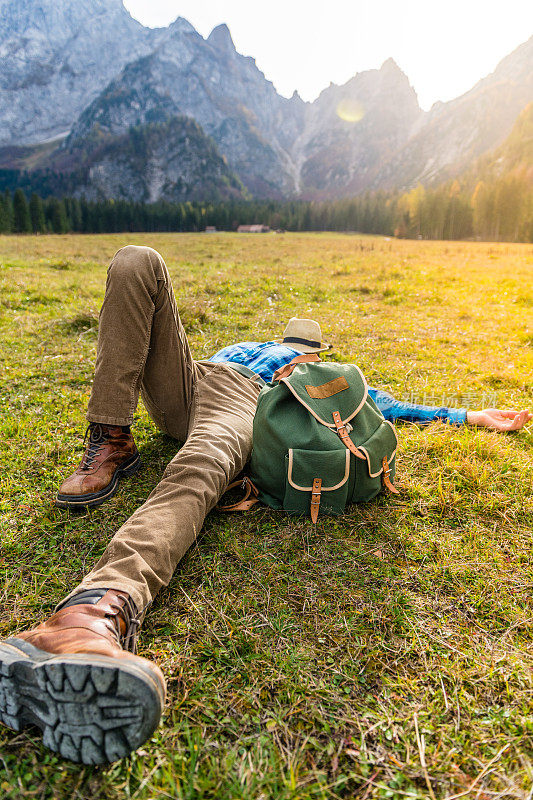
[55,453,141,511]
[0,638,165,764]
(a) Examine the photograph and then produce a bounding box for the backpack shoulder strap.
[219,476,260,511]
[272,353,321,382]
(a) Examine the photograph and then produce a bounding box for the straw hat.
[275,317,331,353]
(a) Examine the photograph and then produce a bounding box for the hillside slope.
[0,0,159,145]
[373,36,533,190]
[1,117,246,202]
[63,19,305,198]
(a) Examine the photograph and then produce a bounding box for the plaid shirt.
[210,341,467,425]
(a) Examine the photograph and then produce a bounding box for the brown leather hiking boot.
[0,589,166,764]
[56,423,141,510]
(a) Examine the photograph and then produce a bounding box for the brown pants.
[67,245,261,613]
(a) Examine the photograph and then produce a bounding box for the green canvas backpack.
[222,354,399,521]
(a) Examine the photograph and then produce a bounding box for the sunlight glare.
[336,98,365,123]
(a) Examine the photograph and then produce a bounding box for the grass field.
[1,232,532,800]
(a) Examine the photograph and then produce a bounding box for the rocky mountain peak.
[207,23,236,53]
[372,33,533,191]
[0,3,531,203]
[166,16,197,35]
[289,89,305,108]
[485,33,532,82]
[380,57,401,73]
[0,0,135,34]
[0,0,153,145]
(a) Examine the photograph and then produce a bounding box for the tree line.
[0,176,531,241]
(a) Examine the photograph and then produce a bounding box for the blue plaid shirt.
[210,341,467,425]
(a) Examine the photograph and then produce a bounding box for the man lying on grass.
[0,245,530,766]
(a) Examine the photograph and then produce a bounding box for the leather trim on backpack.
[332,410,366,459]
[273,353,321,381]
[305,376,349,399]
[219,477,260,511]
[310,478,322,523]
[358,447,397,477]
[381,455,400,494]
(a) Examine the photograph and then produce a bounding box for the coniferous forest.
[0,173,531,241]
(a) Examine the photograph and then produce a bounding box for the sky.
[123,1,533,110]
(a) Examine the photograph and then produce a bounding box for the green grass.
[0,233,532,799]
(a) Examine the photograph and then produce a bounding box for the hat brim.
[274,338,331,354]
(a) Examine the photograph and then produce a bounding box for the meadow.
[0,232,532,799]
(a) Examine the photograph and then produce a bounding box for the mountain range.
[0,0,531,202]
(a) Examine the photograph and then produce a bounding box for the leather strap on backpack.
[310,478,322,523]
[219,476,260,511]
[332,410,365,459]
[381,456,399,494]
[273,353,321,382]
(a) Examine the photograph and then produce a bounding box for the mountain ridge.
[0,0,531,201]
[372,35,533,191]
[0,0,164,145]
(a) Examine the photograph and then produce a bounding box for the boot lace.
[119,593,142,653]
[80,423,108,471]
[55,589,142,654]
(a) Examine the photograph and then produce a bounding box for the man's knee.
[162,446,243,485]
[109,245,164,283]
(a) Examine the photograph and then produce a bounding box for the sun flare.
[336,98,365,123]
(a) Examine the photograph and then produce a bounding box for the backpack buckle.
[332,411,365,459]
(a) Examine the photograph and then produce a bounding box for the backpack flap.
[283,447,351,518]
[280,362,368,429]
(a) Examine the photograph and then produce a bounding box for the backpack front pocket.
[351,420,398,502]
[283,447,350,516]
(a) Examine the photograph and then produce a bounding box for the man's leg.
[0,363,259,764]
[87,244,194,435]
[56,245,195,508]
[0,245,215,764]
[64,362,261,614]
[1,245,262,764]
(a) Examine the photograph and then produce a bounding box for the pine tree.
[29,193,46,233]
[49,197,69,233]
[4,189,14,232]
[0,194,10,233]
[13,189,32,233]
[70,198,82,232]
